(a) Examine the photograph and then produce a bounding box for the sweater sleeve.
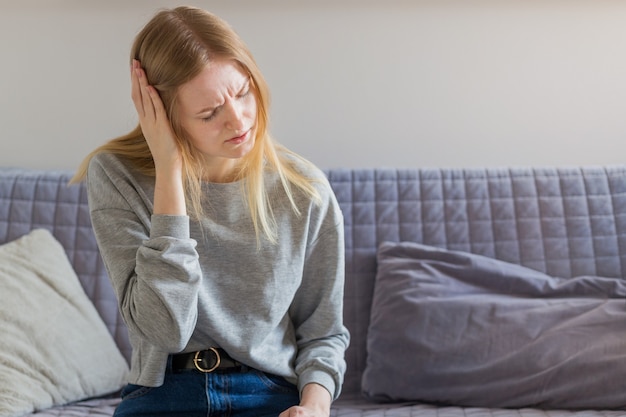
[86,154,202,353]
[289,185,350,400]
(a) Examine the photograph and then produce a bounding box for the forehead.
[177,60,248,109]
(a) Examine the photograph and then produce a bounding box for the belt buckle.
[193,347,221,373]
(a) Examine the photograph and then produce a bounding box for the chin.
[234,136,256,158]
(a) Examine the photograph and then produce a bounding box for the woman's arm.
[87,155,202,353]
[131,59,186,217]
[288,183,350,403]
[86,61,201,353]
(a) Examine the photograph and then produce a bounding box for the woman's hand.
[279,406,329,417]
[279,383,331,417]
[130,60,182,174]
[131,60,186,216]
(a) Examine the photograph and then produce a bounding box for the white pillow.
[0,229,128,417]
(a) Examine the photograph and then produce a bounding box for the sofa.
[2,165,626,417]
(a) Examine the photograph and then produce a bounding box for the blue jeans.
[113,365,299,417]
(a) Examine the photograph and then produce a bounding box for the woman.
[73,6,349,417]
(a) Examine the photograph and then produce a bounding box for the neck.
[202,158,241,183]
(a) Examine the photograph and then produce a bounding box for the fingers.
[130,60,145,118]
[279,407,314,417]
[130,60,160,121]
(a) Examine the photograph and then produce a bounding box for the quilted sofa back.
[0,168,132,361]
[2,166,626,399]
[326,167,626,397]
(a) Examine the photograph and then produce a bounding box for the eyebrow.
[195,78,251,116]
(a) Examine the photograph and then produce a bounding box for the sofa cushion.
[0,229,128,417]
[362,241,626,409]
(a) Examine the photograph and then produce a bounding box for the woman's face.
[176,59,257,180]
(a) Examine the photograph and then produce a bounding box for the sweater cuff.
[150,214,190,239]
[297,369,338,401]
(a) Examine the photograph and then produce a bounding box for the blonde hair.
[73,6,320,243]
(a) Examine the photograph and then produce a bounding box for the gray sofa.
[2,165,626,417]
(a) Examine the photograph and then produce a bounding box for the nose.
[224,99,245,132]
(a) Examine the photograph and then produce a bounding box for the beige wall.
[2,0,626,170]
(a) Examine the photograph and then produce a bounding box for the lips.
[226,129,250,144]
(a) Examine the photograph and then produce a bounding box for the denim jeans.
[113,365,299,417]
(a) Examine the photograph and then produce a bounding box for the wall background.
[2,0,626,171]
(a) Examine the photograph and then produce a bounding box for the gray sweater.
[86,152,349,399]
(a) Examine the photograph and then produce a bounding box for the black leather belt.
[171,347,241,373]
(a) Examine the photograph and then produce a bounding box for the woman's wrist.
[153,170,186,215]
[300,383,331,415]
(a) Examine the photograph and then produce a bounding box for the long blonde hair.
[73,6,320,243]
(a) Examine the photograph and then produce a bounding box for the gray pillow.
[362,241,626,409]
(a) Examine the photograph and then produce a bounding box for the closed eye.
[237,80,251,99]
[201,110,218,122]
